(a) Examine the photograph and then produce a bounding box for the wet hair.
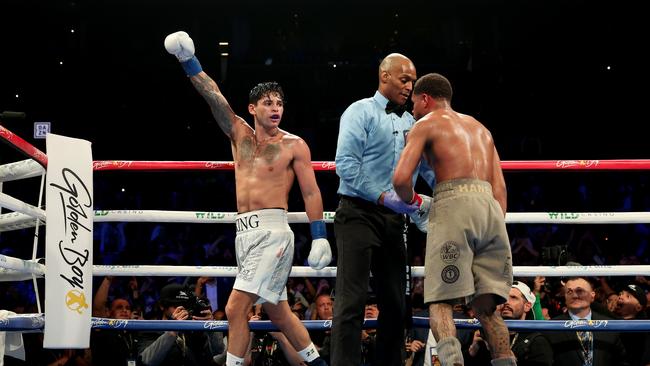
[413,73,453,101]
[248,81,285,104]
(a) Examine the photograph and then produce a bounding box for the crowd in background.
[1,169,650,365]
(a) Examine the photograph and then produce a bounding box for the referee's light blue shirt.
[335,91,435,203]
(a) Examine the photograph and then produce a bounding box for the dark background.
[2,0,648,163]
[1,0,650,331]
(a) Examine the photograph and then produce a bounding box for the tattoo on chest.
[261,144,281,164]
[238,137,281,164]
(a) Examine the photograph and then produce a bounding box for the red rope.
[2,125,649,171]
[92,159,650,171]
[0,125,48,167]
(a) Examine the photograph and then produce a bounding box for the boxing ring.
[2,123,650,341]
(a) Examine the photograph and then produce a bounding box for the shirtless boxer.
[165,31,331,366]
[392,73,514,366]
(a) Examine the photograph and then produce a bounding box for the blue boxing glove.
[409,194,432,232]
[308,220,332,270]
[382,189,419,214]
[164,31,203,77]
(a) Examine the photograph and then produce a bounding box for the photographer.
[137,283,224,366]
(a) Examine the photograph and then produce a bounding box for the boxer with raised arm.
[165,31,331,366]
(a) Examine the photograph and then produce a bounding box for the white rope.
[0,192,45,220]
[0,268,39,282]
[92,264,650,277]
[2,252,649,278]
[0,212,40,232]
[92,265,339,277]
[0,159,45,183]
[93,210,319,223]
[3,209,650,233]
[505,212,650,224]
[0,254,45,277]
[89,210,650,224]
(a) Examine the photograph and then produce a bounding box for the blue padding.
[181,56,202,77]
[310,220,327,239]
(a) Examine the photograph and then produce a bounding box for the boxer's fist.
[382,189,419,214]
[164,31,203,76]
[308,238,332,270]
[308,220,331,270]
[409,194,432,232]
[164,31,195,62]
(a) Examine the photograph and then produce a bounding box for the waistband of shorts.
[235,209,288,233]
[433,179,493,198]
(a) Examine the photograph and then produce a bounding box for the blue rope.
[2,314,649,332]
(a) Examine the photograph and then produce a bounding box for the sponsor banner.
[44,134,93,348]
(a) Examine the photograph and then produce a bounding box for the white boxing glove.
[164,31,195,62]
[308,238,332,270]
[164,31,202,76]
[409,194,432,233]
[308,220,332,270]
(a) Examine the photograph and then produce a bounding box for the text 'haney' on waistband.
[433,178,493,196]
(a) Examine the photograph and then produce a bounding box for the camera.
[185,293,212,318]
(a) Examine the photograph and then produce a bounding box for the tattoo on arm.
[190,73,234,137]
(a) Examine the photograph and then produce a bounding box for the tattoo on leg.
[429,303,456,340]
[477,312,511,359]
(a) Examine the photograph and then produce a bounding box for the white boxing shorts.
[233,209,293,305]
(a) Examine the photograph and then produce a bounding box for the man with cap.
[137,283,225,366]
[467,280,553,365]
[615,283,650,366]
[615,283,647,319]
[500,281,553,365]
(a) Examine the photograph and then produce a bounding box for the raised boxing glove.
[164,31,202,77]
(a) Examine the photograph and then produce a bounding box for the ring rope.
[90,210,650,224]
[0,125,47,167]
[0,255,45,277]
[0,159,44,182]
[0,212,41,232]
[4,125,650,171]
[3,315,650,332]
[0,268,40,282]
[91,160,650,171]
[0,192,46,221]
[90,264,650,278]
[2,253,649,278]
[2,209,650,233]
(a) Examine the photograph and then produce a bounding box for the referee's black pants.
[331,195,408,366]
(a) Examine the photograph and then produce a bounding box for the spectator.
[546,277,626,366]
[615,284,650,365]
[137,283,224,365]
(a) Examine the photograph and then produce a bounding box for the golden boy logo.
[65,289,89,314]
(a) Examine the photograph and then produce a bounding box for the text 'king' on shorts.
[234,209,293,304]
